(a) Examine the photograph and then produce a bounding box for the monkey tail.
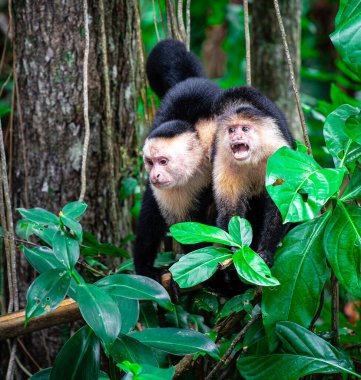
[146,39,205,98]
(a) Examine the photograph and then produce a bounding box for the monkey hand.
[160,269,180,303]
[258,250,274,267]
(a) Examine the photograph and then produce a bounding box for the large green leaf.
[169,247,232,288]
[111,295,139,334]
[345,112,361,144]
[74,284,121,348]
[110,334,159,367]
[330,0,361,78]
[61,201,88,221]
[323,105,361,167]
[170,222,240,247]
[60,214,83,241]
[129,328,220,359]
[53,231,80,269]
[118,361,175,380]
[29,368,52,380]
[96,274,172,311]
[25,269,71,323]
[341,166,361,201]
[262,213,331,344]
[31,224,59,246]
[228,216,252,247]
[17,207,60,225]
[233,247,279,287]
[16,219,37,241]
[237,321,359,380]
[50,326,100,380]
[23,245,68,273]
[266,147,345,222]
[324,201,361,298]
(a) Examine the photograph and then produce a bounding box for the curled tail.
[146,39,205,98]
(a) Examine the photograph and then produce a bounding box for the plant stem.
[71,270,83,285]
[109,357,117,380]
[339,139,352,169]
[331,270,339,346]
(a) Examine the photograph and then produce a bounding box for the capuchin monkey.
[134,40,221,280]
[212,87,294,265]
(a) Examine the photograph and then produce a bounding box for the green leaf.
[345,112,361,144]
[170,222,240,247]
[29,368,52,380]
[323,104,361,167]
[237,321,359,380]
[96,274,173,311]
[53,231,80,269]
[165,304,189,328]
[50,326,100,380]
[233,247,279,287]
[110,334,159,367]
[116,259,134,273]
[23,245,68,273]
[217,289,255,321]
[324,201,361,298]
[120,177,138,200]
[169,247,232,288]
[262,213,331,345]
[228,217,252,247]
[82,232,129,259]
[129,328,220,359]
[194,291,219,313]
[15,219,37,241]
[331,0,361,79]
[118,362,175,380]
[60,214,83,241]
[341,166,361,201]
[17,207,60,225]
[61,201,87,221]
[25,269,71,323]
[74,284,121,347]
[139,303,159,328]
[111,295,139,334]
[266,147,345,222]
[31,224,59,246]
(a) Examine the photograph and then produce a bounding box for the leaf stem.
[71,270,83,285]
[339,139,352,169]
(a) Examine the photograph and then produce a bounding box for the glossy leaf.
[29,368,52,380]
[228,216,252,247]
[96,274,172,311]
[25,269,71,323]
[323,105,361,167]
[75,284,121,347]
[262,213,331,344]
[118,362,175,380]
[266,147,345,222]
[60,214,83,241]
[330,0,361,78]
[139,303,159,328]
[111,295,139,333]
[61,201,87,221]
[15,219,37,241]
[23,245,68,273]
[341,166,361,201]
[53,231,80,269]
[217,289,255,321]
[50,326,100,380]
[237,321,358,380]
[129,328,220,359]
[169,247,232,288]
[31,224,59,246]
[233,247,279,287]
[17,207,60,225]
[110,334,159,367]
[324,201,361,298]
[345,112,361,144]
[170,222,240,247]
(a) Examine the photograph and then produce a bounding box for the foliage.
[18,201,219,380]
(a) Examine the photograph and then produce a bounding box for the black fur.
[146,39,205,98]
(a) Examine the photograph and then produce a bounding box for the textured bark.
[251,0,302,140]
[4,0,143,376]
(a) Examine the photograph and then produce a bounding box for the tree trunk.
[2,0,143,376]
[251,0,302,141]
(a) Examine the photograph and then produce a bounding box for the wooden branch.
[0,299,82,341]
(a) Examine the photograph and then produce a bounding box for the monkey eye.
[159,158,168,166]
[242,126,250,132]
[145,159,153,166]
[228,127,235,133]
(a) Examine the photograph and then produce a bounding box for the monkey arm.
[216,198,248,232]
[134,184,167,280]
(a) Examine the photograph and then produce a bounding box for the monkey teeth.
[231,143,250,159]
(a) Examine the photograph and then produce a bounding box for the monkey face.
[227,123,255,161]
[143,132,203,189]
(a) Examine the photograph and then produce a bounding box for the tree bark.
[2,0,143,376]
[251,0,302,141]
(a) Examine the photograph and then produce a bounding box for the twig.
[15,356,32,378]
[243,0,251,86]
[177,0,186,43]
[79,0,91,201]
[99,0,119,242]
[205,312,261,380]
[0,26,9,74]
[6,341,17,380]
[0,70,12,98]
[186,0,191,50]
[173,355,194,379]
[151,0,160,41]
[331,270,339,346]
[157,0,166,38]
[309,286,325,330]
[17,338,42,371]
[272,0,312,155]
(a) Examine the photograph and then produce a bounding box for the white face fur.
[143,132,203,189]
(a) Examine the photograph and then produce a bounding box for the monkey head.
[143,121,203,189]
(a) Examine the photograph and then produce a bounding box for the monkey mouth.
[151,180,173,189]
[231,143,250,160]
